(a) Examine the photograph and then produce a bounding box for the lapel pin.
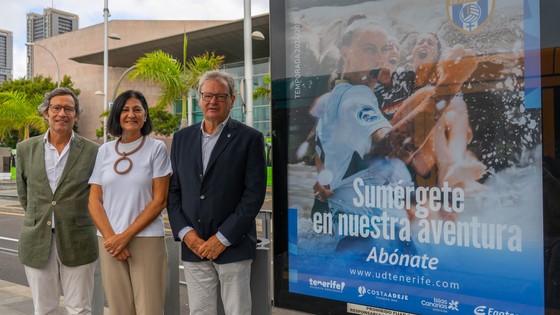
[227,134,231,138]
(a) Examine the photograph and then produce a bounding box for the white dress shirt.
[43,130,75,229]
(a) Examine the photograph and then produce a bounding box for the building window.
[170,61,271,135]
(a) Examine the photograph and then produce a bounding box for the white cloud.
[0,0,269,78]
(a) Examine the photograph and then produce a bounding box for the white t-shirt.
[89,136,172,237]
[311,82,391,190]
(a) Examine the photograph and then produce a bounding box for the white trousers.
[183,259,252,315]
[24,235,96,315]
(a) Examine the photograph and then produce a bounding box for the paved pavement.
[0,181,310,315]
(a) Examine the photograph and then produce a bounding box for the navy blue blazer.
[167,118,267,263]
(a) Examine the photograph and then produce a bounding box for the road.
[0,211,27,287]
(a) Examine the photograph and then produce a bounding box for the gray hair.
[197,70,236,96]
[38,87,82,117]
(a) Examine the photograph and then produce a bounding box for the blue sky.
[1,0,269,78]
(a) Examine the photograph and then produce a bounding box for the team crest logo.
[446,0,494,34]
[357,106,380,124]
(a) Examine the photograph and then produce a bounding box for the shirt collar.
[43,129,76,144]
[201,117,229,137]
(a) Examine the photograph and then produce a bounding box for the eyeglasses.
[200,92,230,102]
[49,105,76,114]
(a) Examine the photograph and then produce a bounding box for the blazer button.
[47,220,52,226]
[200,195,205,200]
[51,201,56,206]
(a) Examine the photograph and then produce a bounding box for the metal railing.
[0,236,18,254]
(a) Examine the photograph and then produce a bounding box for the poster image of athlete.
[308,17,477,257]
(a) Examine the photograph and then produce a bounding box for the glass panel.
[271,1,549,314]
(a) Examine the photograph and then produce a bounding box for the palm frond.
[253,74,271,100]
[253,86,271,100]
[129,51,184,90]
[185,52,225,90]
[0,90,46,138]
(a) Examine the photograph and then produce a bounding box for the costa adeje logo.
[308,278,345,293]
[474,305,518,315]
[358,286,367,297]
[357,286,408,301]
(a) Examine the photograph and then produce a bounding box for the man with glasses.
[16,87,100,314]
[168,70,267,315]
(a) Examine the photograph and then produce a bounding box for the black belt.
[52,228,55,234]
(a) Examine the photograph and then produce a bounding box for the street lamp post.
[102,0,110,143]
[112,65,136,102]
[95,65,135,110]
[243,0,254,127]
[25,42,60,88]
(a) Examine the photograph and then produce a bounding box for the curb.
[0,208,23,215]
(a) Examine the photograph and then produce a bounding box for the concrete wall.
[30,19,227,145]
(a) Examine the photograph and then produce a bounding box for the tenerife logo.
[446,0,494,34]
[308,278,345,293]
[357,106,380,124]
[421,297,459,313]
[474,305,518,315]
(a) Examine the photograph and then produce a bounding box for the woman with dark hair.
[88,90,172,314]
[377,32,443,122]
[376,31,486,194]
[411,32,442,87]
[106,90,154,137]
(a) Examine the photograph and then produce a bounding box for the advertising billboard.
[271,0,543,314]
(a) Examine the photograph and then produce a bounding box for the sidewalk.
[0,186,20,213]
[0,279,75,314]
[0,279,38,315]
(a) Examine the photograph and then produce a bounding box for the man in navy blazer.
[168,70,266,315]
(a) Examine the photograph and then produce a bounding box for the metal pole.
[26,43,60,88]
[243,0,254,127]
[92,262,104,315]
[188,91,193,127]
[103,0,109,143]
[112,65,136,102]
[164,236,180,315]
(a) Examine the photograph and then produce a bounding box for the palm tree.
[253,73,271,101]
[0,91,46,140]
[128,34,224,128]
